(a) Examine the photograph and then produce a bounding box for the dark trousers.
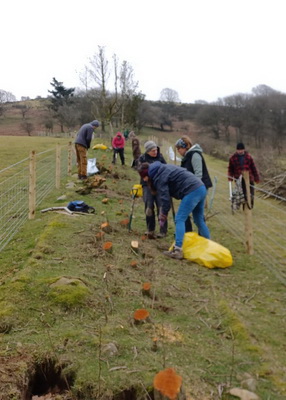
[112,148,125,165]
[242,179,255,208]
[143,186,167,234]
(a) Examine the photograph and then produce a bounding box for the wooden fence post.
[56,144,61,189]
[242,170,254,255]
[29,150,36,220]
[68,142,72,176]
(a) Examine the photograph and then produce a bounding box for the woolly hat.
[90,120,100,127]
[139,168,149,179]
[138,162,150,179]
[144,140,157,153]
[236,142,245,150]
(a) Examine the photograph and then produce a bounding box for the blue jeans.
[175,186,210,248]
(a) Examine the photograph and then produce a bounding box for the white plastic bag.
[166,146,181,162]
[87,158,99,176]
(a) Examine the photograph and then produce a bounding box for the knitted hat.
[236,142,245,150]
[138,162,150,179]
[90,120,100,127]
[139,168,149,179]
[144,140,157,153]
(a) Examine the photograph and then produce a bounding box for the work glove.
[158,213,167,228]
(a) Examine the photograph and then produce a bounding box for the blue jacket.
[74,122,96,149]
[148,161,203,215]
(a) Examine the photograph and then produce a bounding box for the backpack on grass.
[67,200,95,213]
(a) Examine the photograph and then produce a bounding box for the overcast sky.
[1,0,286,103]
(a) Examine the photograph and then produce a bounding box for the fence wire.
[160,139,286,287]
[0,145,74,252]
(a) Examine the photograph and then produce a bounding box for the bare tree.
[57,104,81,133]
[160,88,180,103]
[120,60,138,127]
[88,46,109,132]
[252,84,279,97]
[267,93,286,154]
[13,103,32,119]
[0,89,16,119]
[21,121,34,136]
[78,66,90,92]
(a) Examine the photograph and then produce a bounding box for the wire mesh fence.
[159,138,286,286]
[0,144,75,252]
[1,136,286,287]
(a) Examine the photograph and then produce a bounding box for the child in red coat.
[111,132,125,165]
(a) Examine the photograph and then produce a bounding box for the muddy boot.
[147,231,157,239]
[156,232,166,239]
[163,246,183,260]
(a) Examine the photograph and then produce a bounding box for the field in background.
[0,136,73,170]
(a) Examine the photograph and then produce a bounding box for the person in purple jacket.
[74,120,100,179]
[138,161,210,260]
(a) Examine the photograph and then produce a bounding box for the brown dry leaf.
[154,323,183,343]
[229,388,260,400]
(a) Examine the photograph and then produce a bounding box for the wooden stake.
[56,144,61,189]
[28,150,36,220]
[101,222,112,233]
[133,309,150,324]
[103,241,113,253]
[153,368,186,400]
[242,171,254,255]
[68,141,72,176]
[131,240,139,252]
[142,282,152,297]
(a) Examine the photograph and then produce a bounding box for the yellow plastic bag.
[92,144,108,150]
[130,184,143,197]
[181,232,232,268]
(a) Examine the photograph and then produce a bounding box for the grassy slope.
[0,135,285,400]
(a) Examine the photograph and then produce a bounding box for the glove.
[158,213,167,228]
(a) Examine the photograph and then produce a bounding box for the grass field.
[0,133,285,400]
[0,135,73,171]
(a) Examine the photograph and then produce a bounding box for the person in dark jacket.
[74,120,100,179]
[228,142,259,207]
[131,137,141,168]
[111,132,125,165]
[175,135,212,231]
[138,161,210,259]
[137,140,167,239]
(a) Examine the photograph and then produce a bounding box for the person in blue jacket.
[138,161,210,259]
[74,120,100,179]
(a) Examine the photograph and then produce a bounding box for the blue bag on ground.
[67,200,95,213]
